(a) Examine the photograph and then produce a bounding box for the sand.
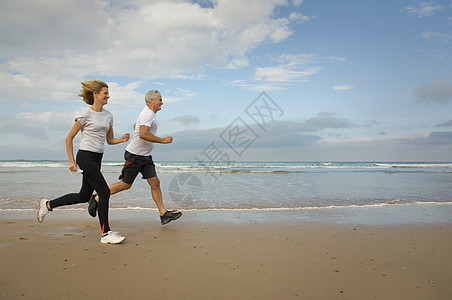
[1,207,452,299]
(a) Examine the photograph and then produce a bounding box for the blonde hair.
[78,80,108,105]
[145,90,160,104]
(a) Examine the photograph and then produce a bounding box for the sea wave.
[1,160,451,170]
[0,161,67,168]
[2,201,451,213]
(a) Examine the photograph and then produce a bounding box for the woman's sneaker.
[100,231,125,244]
[37,198,51,223]
[160,210,182,225]
[88,194,98,217]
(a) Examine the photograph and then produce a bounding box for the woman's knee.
[97,186,111,200]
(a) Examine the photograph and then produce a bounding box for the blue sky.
[0,0,451,162]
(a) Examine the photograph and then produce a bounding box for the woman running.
[37,80,129,244]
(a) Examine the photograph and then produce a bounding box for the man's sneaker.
[37,198,51,223]
[88,194,98,217]
[160,210,182,225]
[100,231,125,244]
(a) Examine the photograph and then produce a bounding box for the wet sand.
[1,206,452,299]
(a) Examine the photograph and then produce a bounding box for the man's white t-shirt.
[126,105,158,156]
[76,107,113,154]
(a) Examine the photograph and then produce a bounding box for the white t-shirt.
[126,105,158,156]
[76,107,113,154]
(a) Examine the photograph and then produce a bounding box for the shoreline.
[1,205,452,299]
[2,203,452,225]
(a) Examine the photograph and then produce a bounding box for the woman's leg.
[49,152,95,209]
[76,151,111,234]
[49,150,111,233]
[91,173,111,234]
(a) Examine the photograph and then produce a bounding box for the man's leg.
[94,180,132,202]
[147,176,166,216]
[89,180,132,217]
[147,176,182,225]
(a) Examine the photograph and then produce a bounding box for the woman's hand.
[121,133,130,142]
[69,162,79,172]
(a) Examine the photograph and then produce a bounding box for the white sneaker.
[100,231,125,244]
[37,198,51,223]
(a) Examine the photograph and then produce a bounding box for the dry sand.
[1,208,452,299]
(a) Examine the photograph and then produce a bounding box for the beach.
[1,206,452,300]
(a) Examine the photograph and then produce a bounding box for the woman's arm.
[66,120,82,172]
[106,125,130,145]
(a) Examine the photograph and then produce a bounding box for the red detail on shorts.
[126,159,135,166]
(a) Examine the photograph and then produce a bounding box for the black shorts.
[118,151,157,184]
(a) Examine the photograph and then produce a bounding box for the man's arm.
[139,125,173,144]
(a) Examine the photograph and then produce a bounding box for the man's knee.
[119,181,132,190]
[111,180,132,195]
[147,177,160,188]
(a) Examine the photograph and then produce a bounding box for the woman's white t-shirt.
[75,107,113,154]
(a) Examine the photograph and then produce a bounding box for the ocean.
[1,160,452,212]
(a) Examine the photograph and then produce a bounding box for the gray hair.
[145,90,160,104]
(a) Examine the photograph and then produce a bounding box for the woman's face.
[93,87,109,105]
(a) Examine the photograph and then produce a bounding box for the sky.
[0,0,451,162]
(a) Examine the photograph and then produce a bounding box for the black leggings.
[49,150,111,233]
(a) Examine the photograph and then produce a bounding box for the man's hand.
[162,136,173,144]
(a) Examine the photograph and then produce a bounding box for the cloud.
[333,85,354,90]
[231,53,328,91]
[156,120,452,161]
[0,0,109,58]
[0,114,50,140]
[421,31,452,44]
[230,80,286,91]
[0,111,77,143]
[234,53,347,91]
[435,119,452,127]
[107,81,144,109]
[20,111,75,127]
[426,131,452,144]
[328,56,347,63]
[157,88,198,104]
[414,78,452,104]
[325,131,452,146]
[168,115,201,126]
[402,1,444,18]
[176,88,198,98]
[289,12,310,23]
[291,0,304,6]
[167,116,353,152]
[0,0,300,103]
[163,96,186,104]
[0,57,80,103]
[254,65,322,83]
[297,113,354,131]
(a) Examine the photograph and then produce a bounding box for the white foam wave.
[0,161,66,168]
[1,160,451,171]
[3,202,451,213]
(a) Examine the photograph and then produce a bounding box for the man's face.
[150,92,163,112]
